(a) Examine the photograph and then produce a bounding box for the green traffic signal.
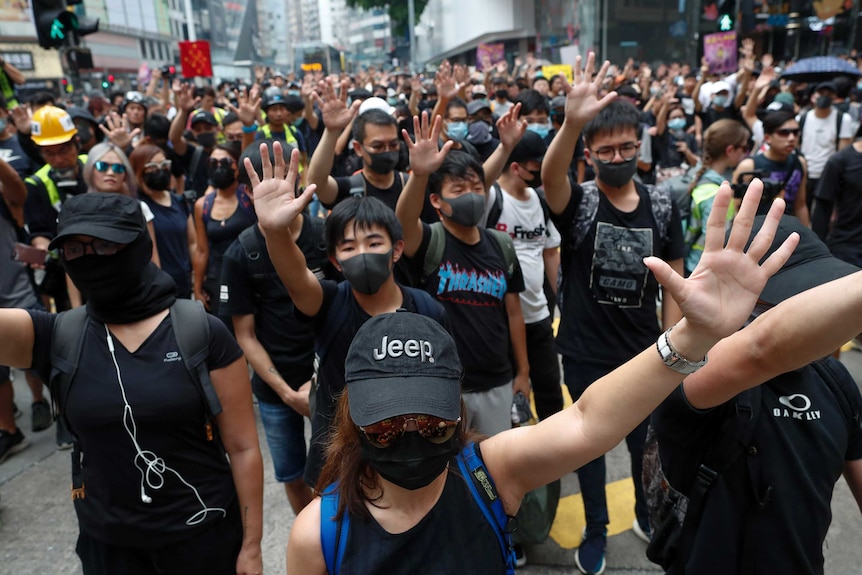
[719,14,733,31]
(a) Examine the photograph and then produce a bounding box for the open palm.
[404,112,453,176]
[313,78,358,132]
[561,52,617,127]
[245,142,315,233]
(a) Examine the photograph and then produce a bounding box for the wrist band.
[242,124,258,133]
[656,325,708,375]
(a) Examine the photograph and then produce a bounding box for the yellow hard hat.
[30,106,78,146]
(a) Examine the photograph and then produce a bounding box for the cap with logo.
[738,215,859,306]
[49,193,147,250]
[30,106,78,146]
[345,312,462,427]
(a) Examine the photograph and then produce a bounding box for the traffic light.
[33,0,77,49]
[717,0,736,31]
[101,74,114,90]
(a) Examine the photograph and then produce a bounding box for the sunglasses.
[59,238,124,261]
[94,161,126,174]
[208,158,234,170]
[144,159,172,171]
[359,415,461,448]
[774,128,800,137]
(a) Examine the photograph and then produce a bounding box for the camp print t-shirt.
[417,224,525,392]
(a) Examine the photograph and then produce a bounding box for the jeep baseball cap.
[345,311,462,426]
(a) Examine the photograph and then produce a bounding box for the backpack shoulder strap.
[348,172,366,198]
[202,191,216,223]
[456,442,516,574]
[535,188,551,226]
[320,483,349,575]
[486,228,518,281]
[49,307,90,436]
[315,282,353,365]
[421,222,446,285]
[189,145,204,180]
[798,111,808,146]
[170,299,222,418]
[237,225,268,279]
[812,359,861,429]
[486,182,504,228]
[644,182,673,243]
[835,109,844,152]
[572,181,600,250]
[304,215,329,276]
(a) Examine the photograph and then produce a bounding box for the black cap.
[467,100,491,115]
[49,194,146,250]
[67,106,98,125]
[190,110,218,127]
[816,81,838,94]
[238,138,295,187]
[739,215,859,306]
[507,130,547,164]
[348,88,373,101]
[345,312,462,426]
[616,84,640,99]
[283,94,305,112]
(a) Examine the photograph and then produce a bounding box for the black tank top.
[340,464,506,574]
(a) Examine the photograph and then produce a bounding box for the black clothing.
[141,193,192,298]
[414,224,525,392]
[178,144,211,199]
[700,105,741,130]
[28,309,242,548]
[0,134,37,179]
[296,280,449,486]
[653,360,862,575]
[656,130,698,169]
[329,171,439,225]
[751,153,804,213]
[220,219,333,403]
[814,145,862,266]
[23,159,88,240]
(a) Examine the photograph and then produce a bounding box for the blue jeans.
[562,357,650,536]
[256,392,307,483]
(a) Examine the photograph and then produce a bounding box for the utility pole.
[408,0,416,72]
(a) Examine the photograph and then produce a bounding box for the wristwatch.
[656,326,708,375]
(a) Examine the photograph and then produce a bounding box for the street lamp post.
[408,0,416,72]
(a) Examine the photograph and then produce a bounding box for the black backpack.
[485,183,551,230]
[50,300,222,500]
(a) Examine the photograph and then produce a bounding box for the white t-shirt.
[799,109,855,179]
[140,200,154,223]
[484,184,561,323]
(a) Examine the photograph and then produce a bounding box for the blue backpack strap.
[456,442,516,574]
[320,483,350,575]
[315,282,352,365]
[201,191,216,225]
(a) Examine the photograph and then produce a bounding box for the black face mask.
[143,169,171,191]
[337,250,393,295]
[594,157,638,189]
[815,95,833,109]
[521,167,542,188]
[196,132,216,149]
[62,233,152,307]
[362,432,459,491]
[440,192,485,227]
[209,166,236,189]
[495,89,509,100]
[363,149,399,175]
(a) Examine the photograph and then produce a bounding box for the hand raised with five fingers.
[173,82,199,113]
[645,179,799,345]
[245,141,316,234]
[495,102,525,150]
[312,78,359,132]
[403,111,453,177]
[226,86,261,127]
[99,111,140,149]
[561,52,617,128]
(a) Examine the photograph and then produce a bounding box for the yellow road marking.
[550,477,638,548]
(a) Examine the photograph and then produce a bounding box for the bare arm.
[844,459,862,515]
[505,292,530,398]
[0,309,35,369]
[169,83,199,157]
[232,314,310,416]
[0,58,25,85]
[307,79,360,205]
[481,103,524,190]
[792,157,810,226]
[211,357,264,575]
[543,248,560,297]
[286,498,327,574]
[192,198,210,309]
[0,157,26,223]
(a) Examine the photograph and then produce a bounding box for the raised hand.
[245,142,315,234]
[435,61,459,100]
[99,111,140,149]
[495,102,525,150]
[645,180,799,343]
[403,111,453,177]
[173,82,199,113]
[754,66,776,92]
[560,52,617,128]
[226,86,260,127]
[312,78,359,133]
[9,105,30,135]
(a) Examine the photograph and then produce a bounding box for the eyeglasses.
[94,161,126,174]
[774,128,800,138]
[590,142,640,164]
[59,238,124,261]
[207,158,234,170]
[362,142,400,154]
[225,133,244,142]
[144,159,172,171]
[358,414,461,448]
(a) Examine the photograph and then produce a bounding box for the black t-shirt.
[179,144,211,199]
[0,134,37,179]
[653,360,862,575]
[700,104,741,130]
[551,182,685,366]
[219,219,333,403]
[296,281,449,487]
[656,130,698,169]
[329,171,439,225]
[23,160,88,239]
[142,193,192,298]
[414,224,525,392]
[815,145,862,266]
[28,309,243,547]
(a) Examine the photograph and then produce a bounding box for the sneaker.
[632,518,652,543]
[0,428,30,464]
[513,543,527,568]
[13,402,22,419]
[31,399,52,432]
[56,417,74,450]
[575,529,607,575]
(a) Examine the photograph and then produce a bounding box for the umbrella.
[781,56,861,83]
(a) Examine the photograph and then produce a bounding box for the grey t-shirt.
[0,208,39,309]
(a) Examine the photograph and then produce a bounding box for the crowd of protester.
[1,43,862,575]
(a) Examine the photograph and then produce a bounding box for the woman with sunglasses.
[0,192,264,575]
[131,144,196,298]
[192,144,256,316]
[733,110,809,225]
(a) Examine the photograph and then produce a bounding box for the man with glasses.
[541,55,685,575]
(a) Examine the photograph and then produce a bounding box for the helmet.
[121,91,148,114]
[30,106,78,146]
[261,90,287,111]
